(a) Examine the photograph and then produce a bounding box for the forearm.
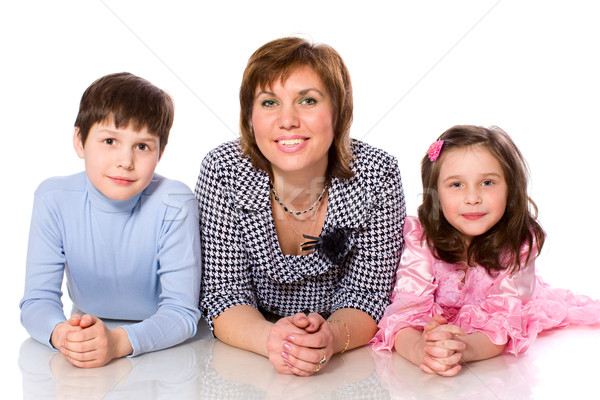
[393,327,426,367]
[121,304,200,356]
[328,308,377,353]
[460,331,506,362]
[213,305,273,357]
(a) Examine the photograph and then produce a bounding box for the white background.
[1,1,599,396]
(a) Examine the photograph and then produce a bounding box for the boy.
[20,72,201,368]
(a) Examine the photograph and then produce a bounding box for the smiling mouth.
[276,138,307,146]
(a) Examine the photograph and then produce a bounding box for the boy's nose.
[117,149,134,170]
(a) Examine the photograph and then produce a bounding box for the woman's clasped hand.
[268,313,334,376]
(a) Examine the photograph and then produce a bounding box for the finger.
[65,327,98,342]
[290,313,310,329]
[79,314,97,329]
[424,344,455,359]
[283,341,327,365]
[61,346,98,362]
[305,313,325,333]
[428,339,466,352]
[286,332,328,349]
[434,364,462,377]
[419,363,436,374]
[64,354,105,369]
[424,314,448,332]
[281,350,325,376]
[425,351,463,366]
[425,329,467,343]
[68,314,82,326]
[422,354,461,373]
[424,330,455,342]
[428,324,467,336]
[268,355,295,375]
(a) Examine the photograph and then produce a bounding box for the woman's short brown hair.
[239,37,354,181]
[418,125,545,274]
[74,72,174,155]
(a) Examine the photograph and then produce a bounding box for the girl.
[371,125,600,376]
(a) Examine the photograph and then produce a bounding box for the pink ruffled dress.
[371,216,600,355]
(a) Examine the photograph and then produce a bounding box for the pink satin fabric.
[371,216,600,355]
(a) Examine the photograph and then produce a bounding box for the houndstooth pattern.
[195,139,406,330]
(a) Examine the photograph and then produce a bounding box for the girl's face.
[437,145,508,244]
[251,66,335,180]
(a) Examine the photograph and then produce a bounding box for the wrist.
[328,320,350,354]
[110,328,133,358]
[394,327,427,366]
[50,321,67,349]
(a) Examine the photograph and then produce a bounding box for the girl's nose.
[464,187,482,205]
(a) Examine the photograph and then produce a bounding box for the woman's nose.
[278,104,300,130]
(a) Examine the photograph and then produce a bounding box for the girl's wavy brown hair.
[418,125,545,274]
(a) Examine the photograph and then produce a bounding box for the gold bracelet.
[328,320,350,353]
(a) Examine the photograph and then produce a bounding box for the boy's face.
[73,120,161,201]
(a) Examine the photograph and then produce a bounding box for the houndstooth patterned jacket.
[195,139,406,330]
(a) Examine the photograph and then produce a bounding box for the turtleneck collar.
[86,177,143,213]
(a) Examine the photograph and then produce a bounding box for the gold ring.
[318,349,327,365]
[314,363,321,373]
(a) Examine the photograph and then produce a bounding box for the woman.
[196,37,406,376]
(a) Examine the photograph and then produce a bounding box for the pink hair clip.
[427,140,444,161]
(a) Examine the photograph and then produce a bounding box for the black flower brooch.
[301,228,351,265]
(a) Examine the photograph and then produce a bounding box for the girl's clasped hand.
[420,315,466,376]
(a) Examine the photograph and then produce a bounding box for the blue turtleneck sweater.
[20,172,202,356]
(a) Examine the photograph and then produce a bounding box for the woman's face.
[251,66,335,179]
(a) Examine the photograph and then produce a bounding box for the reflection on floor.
[18,321,600,399]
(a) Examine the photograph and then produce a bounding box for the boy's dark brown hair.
[74,72,174,155]
[418,125,545,274]
[239,37,354,182]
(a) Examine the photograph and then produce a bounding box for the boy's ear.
[73,128,85,159]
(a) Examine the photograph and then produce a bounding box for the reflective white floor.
[17,321,600,399]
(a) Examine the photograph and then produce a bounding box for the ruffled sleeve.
[453,241,538,355]
[370,217,443,351]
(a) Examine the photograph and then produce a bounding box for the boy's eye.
[136,144,149,151]
[104,139,115,145]
[261,99,278,108]
[299,97,317,105]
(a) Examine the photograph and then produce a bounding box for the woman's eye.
[261,99,277,108]
[300,97,317,105]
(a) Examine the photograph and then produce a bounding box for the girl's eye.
[261,99,277,108]
[104,139,115,145]
[482,180,494,186]
[300,97,317,105]
[450,182,463,188]
[136,144,149,151]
